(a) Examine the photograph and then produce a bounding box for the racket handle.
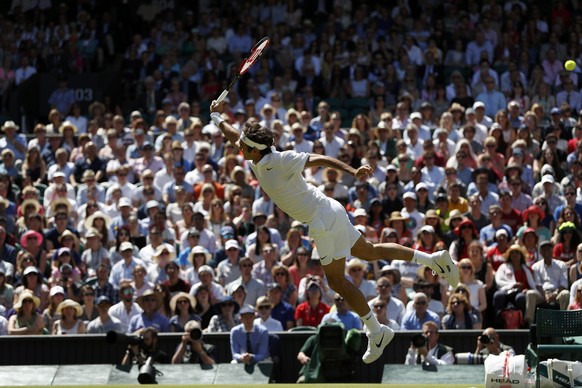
[217,89,229,103]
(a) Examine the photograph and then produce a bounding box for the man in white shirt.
[526,240,570,324]
[290,123,313,153]
[14,56,37,86]
[319,122,345,158]
[368,277,405,325]
[404,124,424,160]
[420,151,445,189]
[108,280,143,333]
[254,295,283,332]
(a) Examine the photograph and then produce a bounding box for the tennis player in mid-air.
[210,100,459,363]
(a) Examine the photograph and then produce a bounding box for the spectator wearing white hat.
[0,120,27,161]
[109,241,145,288]
[189,265,225,305]
[531,163,561,199]
[154,115,184,151]
[472,101,493,128]
[407,112,431,142]
[540,174,566,215]
[401,191,425,236]
[110,197,134,236]
[404,123,424,159]
[346,259,376,301]
[216,241,243,287]
[147,244,176,285]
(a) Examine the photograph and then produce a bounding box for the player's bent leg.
[350,236,459,287]
[350,236,415,262]
[322,257,393,364]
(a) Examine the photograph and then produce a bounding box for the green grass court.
[20,385,484,388]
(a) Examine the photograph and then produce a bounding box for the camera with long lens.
[411,334,427,348]
[479,334,493,344]
[138,357,158,384]
[106,331,143,346]
[190,327,203,341]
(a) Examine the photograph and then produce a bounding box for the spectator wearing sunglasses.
[401,292,440,331]
[321,293,362,331]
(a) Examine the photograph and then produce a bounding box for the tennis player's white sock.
[362,311,382,335]
[412,250,433,266]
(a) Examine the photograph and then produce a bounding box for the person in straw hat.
[129,288,170,333]
[81,227,110,270]
[210,98,459,363]
[7,290,44,335]
[0,120,27,161]
[148,244,176,285]
[169,292,200,333]
[53,299,86,334]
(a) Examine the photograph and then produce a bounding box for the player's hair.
[243,122,274,156]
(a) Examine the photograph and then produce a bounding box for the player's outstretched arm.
[210,100,240,145]
[305,153,373,179]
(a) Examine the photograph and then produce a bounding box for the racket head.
[238,37,270,75]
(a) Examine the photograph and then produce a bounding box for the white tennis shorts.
[307,198,361,265]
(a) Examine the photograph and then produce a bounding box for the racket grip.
[217,89,229,103]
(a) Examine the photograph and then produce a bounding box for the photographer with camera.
[171,320,215,365]
[121,326,169,366]
[404,321,454,366]
[475,327,515,358]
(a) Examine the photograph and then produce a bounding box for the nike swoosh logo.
[375,332,385,348]
[320,256,327,262]
[266,167,273,170]
[434,262,445,274]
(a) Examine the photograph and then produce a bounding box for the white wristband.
[211,112,224,127]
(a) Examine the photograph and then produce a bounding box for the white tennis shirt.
[249,149,329,224]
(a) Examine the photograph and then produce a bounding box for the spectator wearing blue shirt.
[129,289,170,333]
[475,77,507,119]
[267,283,295,331]
[230,305,270,364]
[48,76,76,118]
[0,121,27,161]
[480,205,513,248]
[401,292,441,330]
[321,293,363,331]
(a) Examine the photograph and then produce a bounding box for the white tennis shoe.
[430,250,459,287]
[362,325,394,364]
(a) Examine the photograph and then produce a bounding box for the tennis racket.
[216,37,270,103]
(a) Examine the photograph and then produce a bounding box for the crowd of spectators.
[1,0,582,358]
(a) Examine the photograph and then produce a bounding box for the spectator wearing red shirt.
[499,190,522,235]
[487,229,511,271]
[553,222,581,267]
[294,281,330,328]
